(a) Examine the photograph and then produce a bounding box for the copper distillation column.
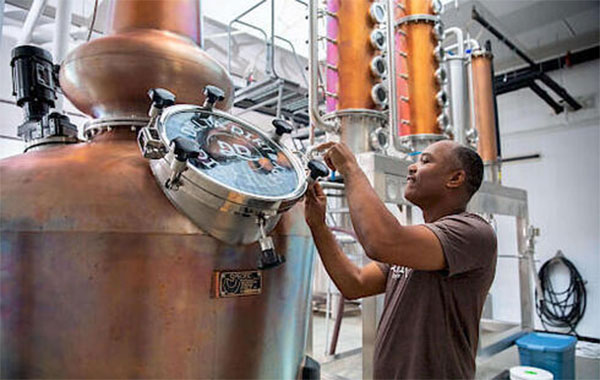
[0,1,315,378]
[471,43,501,183]
[323,0,389,154]
[392,0,448,154]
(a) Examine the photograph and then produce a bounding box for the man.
[304,140,497,379]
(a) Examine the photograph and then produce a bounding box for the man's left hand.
[314,142,358,176]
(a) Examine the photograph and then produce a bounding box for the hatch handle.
[257,216,285,270]
[165,137,200,190]
[271,119,293,143]
[307,160,329,182]
[202,85,225,109]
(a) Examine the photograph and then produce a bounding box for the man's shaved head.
[404,141,484,210]
[451,144,484,199]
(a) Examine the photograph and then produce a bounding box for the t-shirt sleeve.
[423,214,497,277]
[376,262,390,278]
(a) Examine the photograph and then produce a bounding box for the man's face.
[404,141,459,207]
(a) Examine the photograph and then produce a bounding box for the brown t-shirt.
[373,212,497,379]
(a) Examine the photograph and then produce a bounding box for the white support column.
[198,0,204,49]
[0,0,5,48]
[18,0,48,45]
[52,0,73,112]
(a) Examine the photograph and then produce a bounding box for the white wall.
[490,59,600,338]
[0,34,89,158]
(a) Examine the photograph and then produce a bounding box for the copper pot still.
[1,1,315,378]
[59,0,234,120]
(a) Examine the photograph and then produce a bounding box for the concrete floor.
[311,312,600,380]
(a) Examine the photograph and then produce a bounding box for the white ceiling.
[442,0,599,71]
[2,0,599,73]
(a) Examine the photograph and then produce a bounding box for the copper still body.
[326,0,381,111]
[59,0,234,120]
[323,0,388,154]
[393,0,447,153]
[1,1,315,378]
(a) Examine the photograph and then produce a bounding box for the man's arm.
[305,182,387,300]
[318,142,446,271]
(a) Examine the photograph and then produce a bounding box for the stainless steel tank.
[0,0,316,378]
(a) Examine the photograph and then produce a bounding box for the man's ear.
[446,169,466,189]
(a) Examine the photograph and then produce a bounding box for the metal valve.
[307,160,329,183]
[370,29,386,50]
[369,3,386,24]
[370,55,388,78]
[257,217,285,270]
[466,128,478,147]
[165,136,200,190]
[147,88,176,123]
[202,85,225,109]
[138,126,167,159]
[371,83,388,108]
[369,127,389,153]
[271,118,293,144]
[139,88,175,159]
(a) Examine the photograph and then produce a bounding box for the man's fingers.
[324,155,336,171]
[313,182,325,197]
[313,141,336,152]
[305,184,315,199]
[306,182,326,203]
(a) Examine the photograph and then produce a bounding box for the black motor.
[10,45,77,147]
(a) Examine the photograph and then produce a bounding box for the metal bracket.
[395,14,440,28]
[137,126,167,159]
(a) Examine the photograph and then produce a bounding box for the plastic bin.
[516,332,577,380]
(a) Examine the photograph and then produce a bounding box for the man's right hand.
[304,181,327,229]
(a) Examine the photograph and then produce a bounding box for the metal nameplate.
[213,270,262,298]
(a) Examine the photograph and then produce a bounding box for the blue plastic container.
[516,332,577,380]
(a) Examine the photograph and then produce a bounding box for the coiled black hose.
[535,251,587,336]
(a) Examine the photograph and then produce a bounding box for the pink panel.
[325,0,340,112]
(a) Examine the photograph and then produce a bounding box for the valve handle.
[171,137,200,162]
[308,160,329,181]
[203,85,225,108]
[258,248,286,270]
[271,119,293,137]
[148,88,176,109]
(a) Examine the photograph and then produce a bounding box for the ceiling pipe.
[444,27,464,57]
[17,0,48,45]
[52,0,73,113]
[0,0,5,47]
[472,6,582,111]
